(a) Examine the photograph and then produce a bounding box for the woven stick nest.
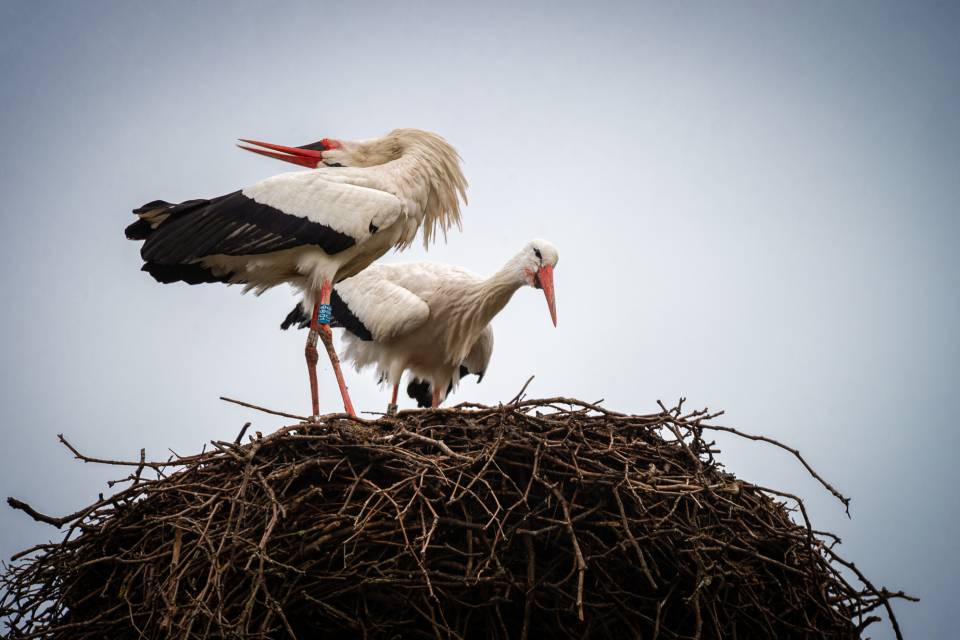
[1,397,912,639]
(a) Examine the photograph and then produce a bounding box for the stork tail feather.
[141,263,233,285]
[281,305,311,330]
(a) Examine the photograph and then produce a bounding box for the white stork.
[281,239,559,409]
[125,129,467,418]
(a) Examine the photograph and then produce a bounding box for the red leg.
[387,383,399,416]
[317,281,356,417]
[305,300,321,418]
[431,385,441,409]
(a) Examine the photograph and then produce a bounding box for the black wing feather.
[407,379,433,408]
[279,292,373,341]
[142,263,235,285]
[136,191,357,264]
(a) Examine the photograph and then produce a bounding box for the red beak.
[537,265,557,327]
[236,138,333,168]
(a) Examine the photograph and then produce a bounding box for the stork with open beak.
[126,129,467,418]
[281,240,559,409]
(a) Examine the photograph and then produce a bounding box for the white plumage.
[284,240,559,409]
[127,128,468,417]
[405,326,494,409]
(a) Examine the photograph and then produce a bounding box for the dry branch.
[1,398,912,639]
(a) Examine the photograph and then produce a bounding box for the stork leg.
[387,384,399,416]
[431,385,441,409]
[305,302,321,419]
[304,281,356,418]
[316,281,357,417]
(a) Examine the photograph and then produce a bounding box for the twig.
[508,376,536,405]
[234,422,252,445]
[549,485,586,621]
[6,498,77,528]
[219,396,309,422]
[700,423,851,513]
[57,434,183,469]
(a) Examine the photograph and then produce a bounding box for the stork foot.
[386,383,399,416]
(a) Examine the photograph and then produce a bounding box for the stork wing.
[279,265,431,342]
[136,171,402,264]
[462,326,494,381]
[332,270,430,342]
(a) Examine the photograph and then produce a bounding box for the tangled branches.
[1,397,913,639]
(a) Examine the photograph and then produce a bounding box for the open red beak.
[537,265,557,327]
[236,138,332,168]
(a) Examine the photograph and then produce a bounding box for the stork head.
[236,137,344,168]
[517,239,559,327]
[237,130,413,169]
[238,129,467,249]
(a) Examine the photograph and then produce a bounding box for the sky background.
[1,1,957,636]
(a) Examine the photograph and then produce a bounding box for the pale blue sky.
[1,2,958,637]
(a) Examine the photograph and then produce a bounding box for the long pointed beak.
[236,138,325,168]
[537,265,557,327]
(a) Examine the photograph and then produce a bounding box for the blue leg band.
[317,303,333,325]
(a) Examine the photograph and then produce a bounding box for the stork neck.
[471,264,525,327]
[386,133,466,249]
[437,259,525,366]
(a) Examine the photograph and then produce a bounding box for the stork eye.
[533,248,542,260]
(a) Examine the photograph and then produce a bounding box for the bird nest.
[1,397,912,639]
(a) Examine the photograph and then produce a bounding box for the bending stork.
[281,239,559,409]
[126,128,467,417]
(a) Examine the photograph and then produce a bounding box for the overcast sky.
[1,2,957,636]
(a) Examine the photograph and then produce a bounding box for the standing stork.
[125,129,467,418]
[281,239,558,409]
